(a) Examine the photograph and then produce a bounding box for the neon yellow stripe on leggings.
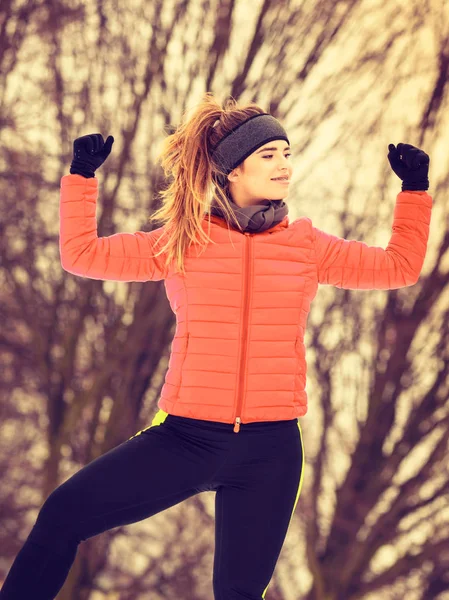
[127,409,169,440]
[262,419,305,599]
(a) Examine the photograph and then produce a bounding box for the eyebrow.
[256,146,291,153]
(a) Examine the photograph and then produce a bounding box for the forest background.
[1,0,449,599]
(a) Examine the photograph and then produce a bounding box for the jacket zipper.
[234,232,253,433]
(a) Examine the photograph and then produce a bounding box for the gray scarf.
[210,195,289,233]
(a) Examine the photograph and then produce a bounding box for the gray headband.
[210,113,290,177]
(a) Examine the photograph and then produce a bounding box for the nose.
[278,159,291,173]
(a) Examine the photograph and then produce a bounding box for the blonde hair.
[147,93,267,276]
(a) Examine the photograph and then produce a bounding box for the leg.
[213,420,305,600]
[0,413,217,600]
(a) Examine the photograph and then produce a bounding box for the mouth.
[271,178,290,184]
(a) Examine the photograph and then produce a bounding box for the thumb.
[388,143,396,153]
[104,135,114,152]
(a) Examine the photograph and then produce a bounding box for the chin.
[267,192,289,199]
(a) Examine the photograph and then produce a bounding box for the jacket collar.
[206,213,289,234]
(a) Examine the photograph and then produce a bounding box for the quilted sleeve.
[59,174,168,281]
[311,190,432,289]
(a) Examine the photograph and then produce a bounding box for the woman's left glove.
[387,143,430,191]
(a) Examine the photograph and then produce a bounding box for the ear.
[228,164,243,183]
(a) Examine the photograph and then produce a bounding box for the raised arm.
[312,143,432,290]
[312,189,432,289]
[59,133,168,281]
[60,174,168,281]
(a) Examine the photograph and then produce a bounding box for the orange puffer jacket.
[60,174,433,432]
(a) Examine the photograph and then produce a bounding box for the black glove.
[387,143,430,192]
[70,133,114,178]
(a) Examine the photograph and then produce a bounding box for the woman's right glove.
[70,133,114,178]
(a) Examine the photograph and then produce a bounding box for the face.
[227,140,292,208]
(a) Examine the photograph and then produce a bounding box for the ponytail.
[147,92,266,276]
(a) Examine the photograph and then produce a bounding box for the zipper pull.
[233,417,241,433]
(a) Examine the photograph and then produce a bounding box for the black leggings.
[0,410,305,600]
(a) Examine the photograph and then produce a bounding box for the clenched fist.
[387,143,430,192]
[70,133,115,179]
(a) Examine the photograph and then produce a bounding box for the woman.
[0,93,432,600]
